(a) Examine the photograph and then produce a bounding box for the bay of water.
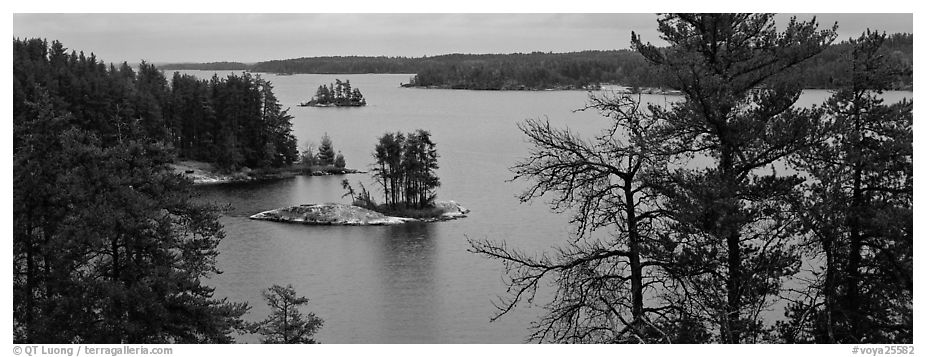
[180,71,910,343]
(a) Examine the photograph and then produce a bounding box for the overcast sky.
[12,13,913,64]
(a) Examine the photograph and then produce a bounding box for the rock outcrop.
[249,201,469,226]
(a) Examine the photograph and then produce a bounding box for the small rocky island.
[249,201,469,226]
[251,128,461,226]
[299,79,366,107]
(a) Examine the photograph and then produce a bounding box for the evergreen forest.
[13,38,300,342]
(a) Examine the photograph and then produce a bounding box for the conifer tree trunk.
[624,181,644,324]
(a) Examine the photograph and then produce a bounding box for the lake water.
[180,71,911,343]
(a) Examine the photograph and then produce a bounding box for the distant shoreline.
[156,36,914,92]
[163,71,915,93]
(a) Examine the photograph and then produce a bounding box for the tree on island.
[334,151,346,169]
[371,129,440,209]
[300,142,317,167]
[317,133,336,166]
[255,284,324,344]
[298,135,350,174]
[304,79,366,107]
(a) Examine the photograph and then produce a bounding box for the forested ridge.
[403,50,661,90]
[163,33,912,90]
[253,55,422,74]
[13,38,300,343]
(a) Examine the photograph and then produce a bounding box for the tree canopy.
[371,130,441,209]
[169,71,298,170]
[471,14,912,344]
[780,30,913,344]
[255,284,324,344]
[13,38,255,343]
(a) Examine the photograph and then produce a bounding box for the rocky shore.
[171,160,364,185]
[249,201,470,226]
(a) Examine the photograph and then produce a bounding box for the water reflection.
[373,222,440,343]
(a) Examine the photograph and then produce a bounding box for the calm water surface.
[180,71,910,343]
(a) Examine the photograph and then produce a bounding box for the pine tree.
[258,80,298,167]
[632,14,836,343]
[314,85,329,104]
[351,88,365,105]
[317,133,336,166]
[13,89,250,343]
[372,130,439,209]
[372,133,402,206]
[334,151,346,169]
[334,79,343,100]
[783,30,913,344]
[301,142,317,168]
[342,80,352,102]
[256,284,323,344]
[12,38,272,344]
[402,130,440,208]
[469,94,681,343]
